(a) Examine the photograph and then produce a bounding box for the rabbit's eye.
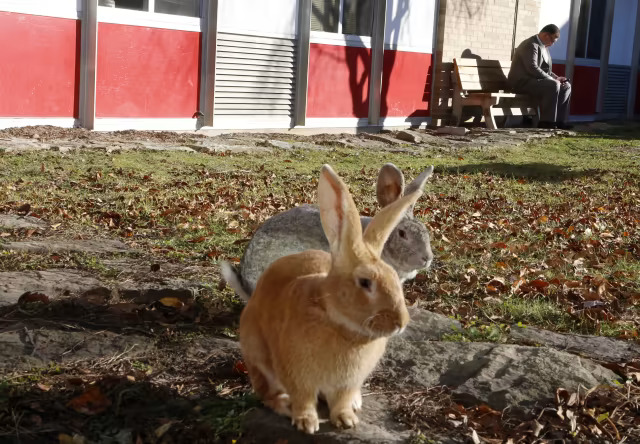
[398,229,406,239]
[358,278,372,290]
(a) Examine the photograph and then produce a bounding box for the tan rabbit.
[236,164,422,434]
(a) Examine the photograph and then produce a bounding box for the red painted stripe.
[554,64,599,115]
[570,66,599,115]
[96,23,201,118]
[381,50,432,117]
[307,43,371,118]
[0,12,80,117]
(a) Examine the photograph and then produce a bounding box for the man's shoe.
[556,122,573,130]
[537,121,557,129]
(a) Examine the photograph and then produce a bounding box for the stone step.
[0,239,134,255]
[0,269,200,307]
[0,214,48,230]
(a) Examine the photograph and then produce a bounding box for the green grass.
[1,124,639,339]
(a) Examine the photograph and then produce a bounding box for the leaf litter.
[0,125,639,442]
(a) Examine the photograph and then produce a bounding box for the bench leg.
[483,107,498,130]
[451,97,463,126]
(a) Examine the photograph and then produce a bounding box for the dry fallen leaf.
[67,385,111,415]
[158,297,184,309]
[37,383,51,392]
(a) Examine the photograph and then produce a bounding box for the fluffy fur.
[224,164,434,297]
[236,165,422,434]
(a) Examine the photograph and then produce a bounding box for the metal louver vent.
[215,32,296,122]
[603,65,631,115]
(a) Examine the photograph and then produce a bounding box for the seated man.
[509,24,572,129]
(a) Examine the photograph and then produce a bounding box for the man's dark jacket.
[508,35,556,90]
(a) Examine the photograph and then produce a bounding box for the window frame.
[97,0,202,31]
[310,0,373,47]
[575,0,605,62]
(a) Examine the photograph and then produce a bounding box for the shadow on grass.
[0,375,258,444]
[439,162,603,182]
[571,121,640,140]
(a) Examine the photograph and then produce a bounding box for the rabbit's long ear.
[403,165,434,215]
[363,188,422,256]
[318,165,363,260]
[376,163,404,208]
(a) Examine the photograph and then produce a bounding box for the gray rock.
[403,307,461,341]
[292,141,328,150]
[0,239,132,255]
[395,130,422,144]
[0,214,48,229]
[243,394,445,444]
[436,126,470,136]
[362,132,402,145]
[335,139,358,148]
[383,339,619,411]
[0,327,152,370]
[510,324,640,363]
[264,139,294,150]
[0,270,104,306]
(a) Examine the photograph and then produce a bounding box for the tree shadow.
[380,0,410,119]
[0,362,254,443]
[310,0,410,121]
[439,162,604,182]
[569,121,640,140]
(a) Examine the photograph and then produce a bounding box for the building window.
[311,0,373,37]
[575,0,606,60]
[98,0,200,18]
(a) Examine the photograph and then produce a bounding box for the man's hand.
[557,76,569,84]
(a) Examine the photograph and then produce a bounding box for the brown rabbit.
[235,164,422,434]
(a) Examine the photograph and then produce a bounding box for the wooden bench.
[452,58,538,129]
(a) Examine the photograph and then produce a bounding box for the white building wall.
[0,0,80,19]
[609,0,637,65]
[384,0,436,53]
[539,0,571,61]
[218,0,298,38]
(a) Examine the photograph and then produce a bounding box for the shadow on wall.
[456,48,484,123]
[449,0,489,19]
[461,48,481,60]
[310,0,410,119]
[381,0,410,118]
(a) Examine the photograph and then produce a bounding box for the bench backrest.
[453,58,511,93]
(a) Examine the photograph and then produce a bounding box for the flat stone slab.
[383,339,619,411]
[362,132,403,145]
[0,239,132,255]
[395,130,422,144]
[243,395,418,444]
[0,270,104,306]
[0,327,153,370]
[263,139,293,150]
[403,307,461,341]
[0,214,48,229]
[510,324,640,363]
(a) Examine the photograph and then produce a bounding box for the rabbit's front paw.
[351,391,362,411]
[292,410,320,434]
[331,409,359,429]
